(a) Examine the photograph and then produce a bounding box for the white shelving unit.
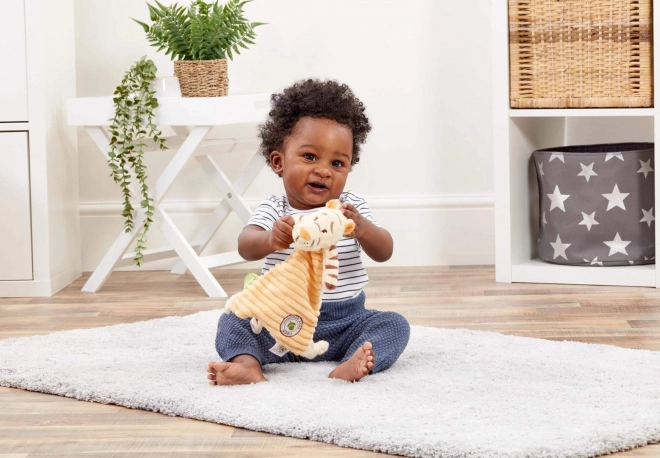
[509,109,655,118]
[492,0,660,288]
[0,0,81,297]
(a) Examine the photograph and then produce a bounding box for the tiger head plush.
[292,199,356,251]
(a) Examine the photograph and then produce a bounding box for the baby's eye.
[303,153,316,161]
[322,229,327,233]
[332,160,344,168]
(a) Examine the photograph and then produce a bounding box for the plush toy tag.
[269,342,290,357]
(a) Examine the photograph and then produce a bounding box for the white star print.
[640,207,655,227]
[583,257,603,266]
[578,211,599,231]
[537,162,544,176]
[549,152,565,163]
[629,261,635,265]
[637,159,654,178]
[603,232,631,256]
[542,211,548,227]
[644,256,655,261]
[605,152,624,162]
[550,234,571,260]
[577,162,598,182]
[547,185,570,212]
[602,184,629,211]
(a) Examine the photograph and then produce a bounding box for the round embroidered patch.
[280,315,303,337]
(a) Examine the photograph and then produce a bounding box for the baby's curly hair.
[258,79,371,167]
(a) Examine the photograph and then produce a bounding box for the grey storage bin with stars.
[534,143,655,266]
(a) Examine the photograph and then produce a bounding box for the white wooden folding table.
[68,94,271,297]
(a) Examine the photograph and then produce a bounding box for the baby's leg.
[330,311,410,381]
[208,312,280,386]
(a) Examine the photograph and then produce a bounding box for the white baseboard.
[49,262,83,295]
[79,195,495,271]
[0,262,82,297]
[79,195,494,215]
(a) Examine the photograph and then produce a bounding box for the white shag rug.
[1,310,660,458]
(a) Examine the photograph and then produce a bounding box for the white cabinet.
[0,132,32,280]
[0,0,80,297]
[0,0,29,122]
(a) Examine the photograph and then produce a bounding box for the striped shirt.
[247,191,379,302]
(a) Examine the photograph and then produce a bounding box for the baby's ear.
[343,219,355,236]
[269,151,284,176]
[326,199,341,210]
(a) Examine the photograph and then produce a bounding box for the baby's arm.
[238,215,295,261]
[341,203,393,262]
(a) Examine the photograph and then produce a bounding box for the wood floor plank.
[0,266,658,456]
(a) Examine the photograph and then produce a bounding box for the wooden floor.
[1,266,660,457]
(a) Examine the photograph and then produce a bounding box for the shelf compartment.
[512,259,655,287]
[510,109,655,118]
[493,0,660,288]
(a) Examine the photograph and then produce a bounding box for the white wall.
[74,0,494,271]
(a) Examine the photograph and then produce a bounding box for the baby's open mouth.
[308,182,328,190]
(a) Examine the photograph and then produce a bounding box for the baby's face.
[269,117,353,210]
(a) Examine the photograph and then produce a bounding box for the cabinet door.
[0,132,32,280]
[0,0,28,122]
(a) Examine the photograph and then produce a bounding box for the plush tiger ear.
[326,199,341,210]
[343,219,355,235]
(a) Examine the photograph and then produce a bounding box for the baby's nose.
[314,166,331,178]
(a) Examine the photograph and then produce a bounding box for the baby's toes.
[206,363,218,385]
[361,355,374,372]
[207,371,218,385]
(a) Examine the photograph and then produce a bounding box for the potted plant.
[134,0,264,97]
[108,56,166,265]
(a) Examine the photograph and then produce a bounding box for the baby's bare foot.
[207,357,267,386]
[329,342,375,382]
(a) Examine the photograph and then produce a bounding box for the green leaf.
[132,18,151,33]
[147,3,160,21]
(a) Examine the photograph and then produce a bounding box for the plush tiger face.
[292,200,356,251]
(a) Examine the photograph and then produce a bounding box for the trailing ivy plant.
[108,56,166,266]
[134,0,264,61]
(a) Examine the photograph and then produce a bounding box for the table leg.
[82,210,146,293]
[158,208,227,297]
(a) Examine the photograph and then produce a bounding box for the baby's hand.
[268,215,295,251]
[341,203,366,239]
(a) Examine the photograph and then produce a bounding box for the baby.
[207,79,410,385]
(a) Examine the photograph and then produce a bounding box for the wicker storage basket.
[509,0,653,109]
[173,59,229,98]
[534,143,655,266]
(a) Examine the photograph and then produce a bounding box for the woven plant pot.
[509,0,653,108]
[173,59,229,97]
